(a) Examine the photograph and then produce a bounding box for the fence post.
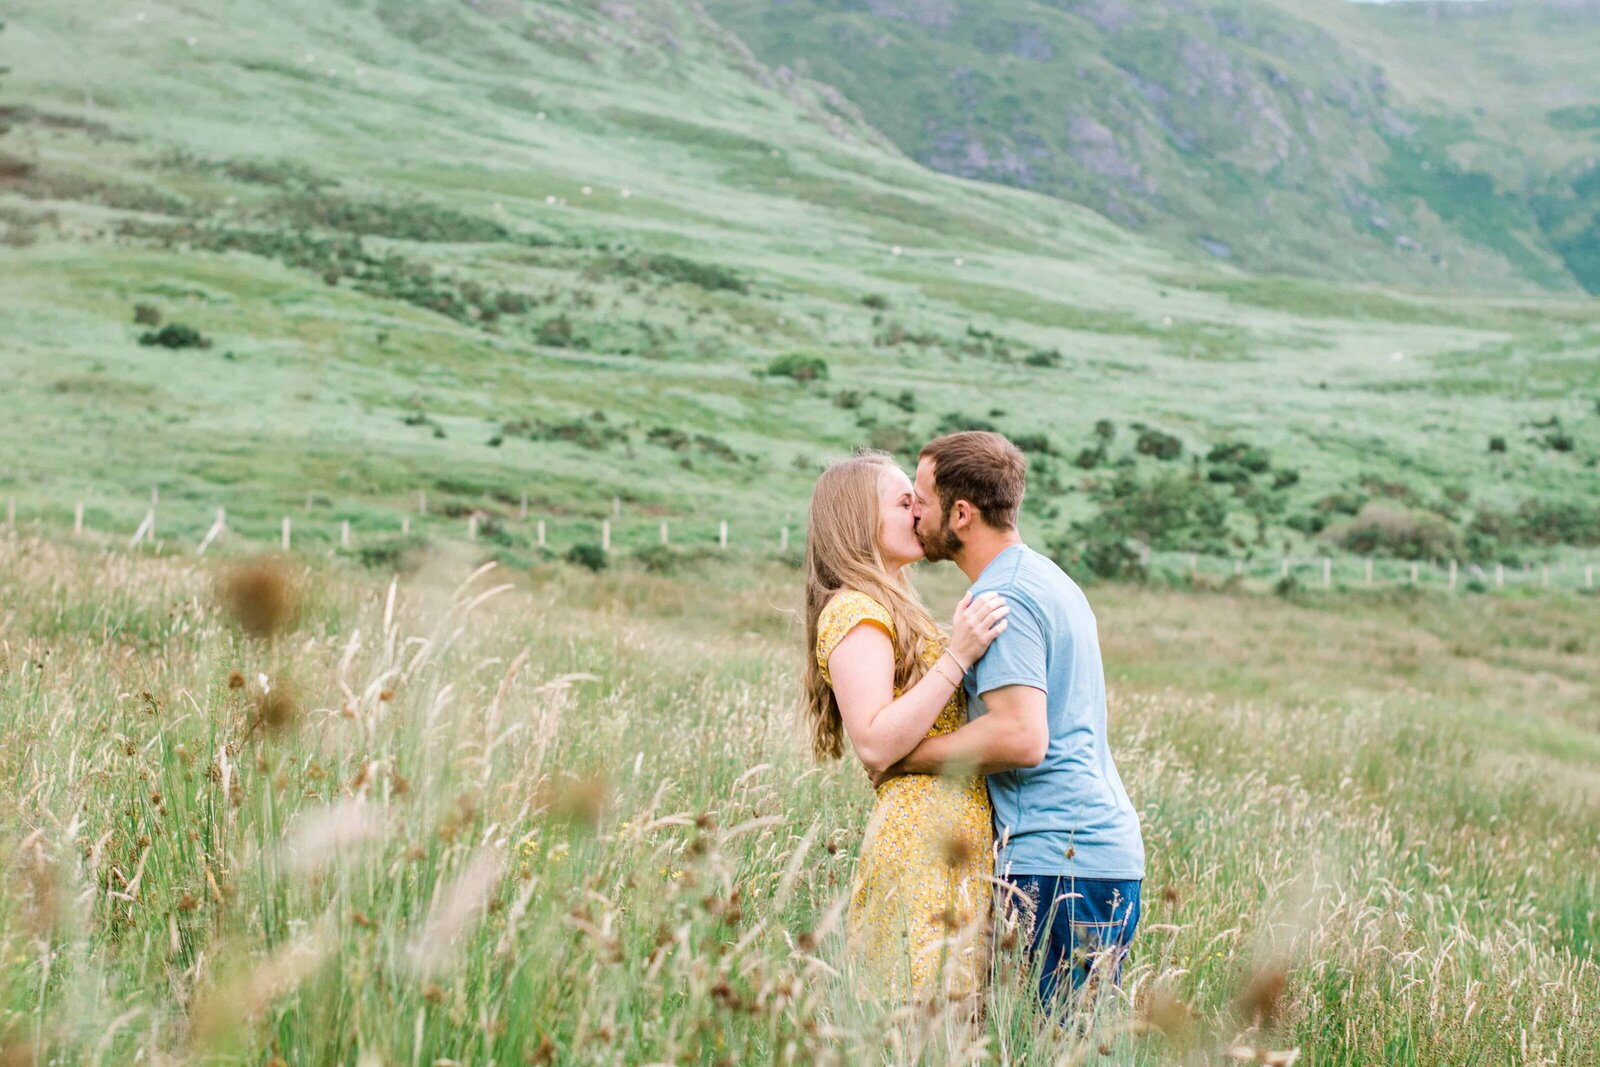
[1233,558,1243,577]
[1280,558,1289,578]
[467,514,478,541]
[782,526,791,553]
[1541,564,1549,589]
[1365,559,1373,586]
[1587,565,1594,590]
[1495,563,1504,589]
[129,510,154,549]
[660,521,669,546]
[537,520,546,547]
[1409,562,1419,585]
[1448,559,1457,593]
[401,516,410,536]
[418,491,428,516]
[719,521,729,550]
[74,501,84,536]
[1323,559,1331,588]
[341,520,351,549]
[613,496,621,519]
[197,508,226,555]
[519,493,528,521]
[602,519,611,553]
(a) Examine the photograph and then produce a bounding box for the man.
[881,430,1145,1007]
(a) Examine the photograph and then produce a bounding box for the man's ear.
[951,500,973,531]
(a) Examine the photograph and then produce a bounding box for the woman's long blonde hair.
[801,452,940,761]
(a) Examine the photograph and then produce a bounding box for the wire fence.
[5,493,1598,595]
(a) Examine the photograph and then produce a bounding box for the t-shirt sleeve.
[815,591,895,685]
[968,592,1048,695]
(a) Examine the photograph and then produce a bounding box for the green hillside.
[1,0,1597,568]
[706,0,1600,293]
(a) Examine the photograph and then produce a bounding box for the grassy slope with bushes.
[0,0,1598,572]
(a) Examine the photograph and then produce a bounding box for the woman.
[801,451,1009,1002]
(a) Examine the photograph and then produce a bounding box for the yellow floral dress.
[816,590,994,1002]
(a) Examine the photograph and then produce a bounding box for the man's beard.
[917,518,963,563]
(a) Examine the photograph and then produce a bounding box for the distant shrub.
[632,544,681,574]
[1047,525,1145,582]
[1024,348,1062,368]
[833,390,862,410]
[861,293,890,310]
[1271,469,1300,490]
[765,354,829,382]
[503,411,627,450]
[273,193,512,244]
[567,543,607,572]
[536,314,575,348]
[1328,503,1460,560]
[1286,512,1326,535]
[138,322,211,349]
[355,535,428,573]
[1207,465,1252,486]
[1011,433,1055,456]
[132,303,162,326]
[1077,469,1230,553]
[1487,435,1507,453]
[1135,429,1183,461]
[1093,419,1116,443]
[1514,498,1600,545]
[934,413,1000,435]
[1074,446,1104,470]
[890,390,917,413]
[1315,491,1367,516]
[1542,431,1574,453]
[644,253,746,293]
[1206,441,1271,473]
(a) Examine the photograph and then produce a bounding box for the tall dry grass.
[0,532,1595,1064]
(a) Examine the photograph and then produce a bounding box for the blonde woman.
[802,451,1009,1001]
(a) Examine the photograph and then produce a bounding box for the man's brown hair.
[919,431,1027,530]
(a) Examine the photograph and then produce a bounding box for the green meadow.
[1,1,1598,1063]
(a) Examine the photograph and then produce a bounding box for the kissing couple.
[801,431,1144,1011]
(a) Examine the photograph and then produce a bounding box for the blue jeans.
[1004,875,1142,1007]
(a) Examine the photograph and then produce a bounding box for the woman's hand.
[948,590,1009,670]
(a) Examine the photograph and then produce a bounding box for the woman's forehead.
[880,465,913,493]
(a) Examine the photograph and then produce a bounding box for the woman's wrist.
[946,648,971,675]
[932,654,964,688]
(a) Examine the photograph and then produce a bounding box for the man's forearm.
[896,715,1033,777]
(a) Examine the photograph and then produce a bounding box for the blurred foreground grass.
[0,532,1595,1064]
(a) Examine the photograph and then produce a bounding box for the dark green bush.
[567,543,608,572]
[1011,433,1055,456]
[1135,429,1184,461]
[891,390,917,413]
[1077,469,1230,553]
[765,354,829,382]
[1046,524,1145,582]
[934,413,1000,435]
[1093,419,1116,443]
[861,293,890,310]
[632,544,681,573]
[132,304,161,326]
[1074,446,1104,470]
[1025,348,1062,367]
[138,322,211,349]
[1271,469,1300,490]
[1488,435,1507,453]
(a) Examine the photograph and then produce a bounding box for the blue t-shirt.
[965,544,1145,879]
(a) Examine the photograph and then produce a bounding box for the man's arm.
[883,684,1049,780]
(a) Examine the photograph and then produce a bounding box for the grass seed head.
[220,557,299,638]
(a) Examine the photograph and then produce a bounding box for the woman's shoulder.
[817,589,895,640]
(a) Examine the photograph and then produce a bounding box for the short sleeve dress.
[816,590,993,1002]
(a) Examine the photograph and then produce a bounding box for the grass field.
[1,534,1596,1064]
[2,3,1598,1062]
